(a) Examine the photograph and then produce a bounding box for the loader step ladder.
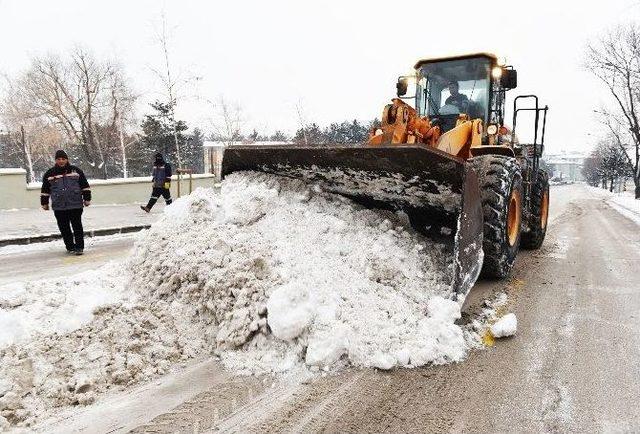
[512,95,548,199]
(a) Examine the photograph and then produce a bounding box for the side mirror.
[501,69,517,90]
[396,77,408,96]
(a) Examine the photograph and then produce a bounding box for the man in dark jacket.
[140,153,172,213]
[445,81,469,112]
[40,150,91,255]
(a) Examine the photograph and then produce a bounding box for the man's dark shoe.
[140,205,150,213]
[74,249,84,256]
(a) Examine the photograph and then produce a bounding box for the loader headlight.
[487,124,498,135]
[491,67,503,79]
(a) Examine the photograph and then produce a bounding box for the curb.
[0,224,151,247]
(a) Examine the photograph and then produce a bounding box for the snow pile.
[490,313,518,338]
[129,172,465,372]
[0,171,471,428]
[0,267,125,349]
[0,298,208,427]
[609,191,640,225]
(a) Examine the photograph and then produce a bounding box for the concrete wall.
[0,168,218,210]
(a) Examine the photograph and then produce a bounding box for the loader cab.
[410,53,515,133]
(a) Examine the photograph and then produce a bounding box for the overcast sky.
[1,0,639,153]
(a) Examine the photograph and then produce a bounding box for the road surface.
[0,234,135,285]
[35,185,640,433]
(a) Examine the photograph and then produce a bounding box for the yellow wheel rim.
[540,189,549,230]
[507,189,521,247]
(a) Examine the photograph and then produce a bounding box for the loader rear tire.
[469,155,523,279]
[521,169,549,249]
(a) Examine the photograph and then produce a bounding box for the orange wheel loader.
[221,53,549,299]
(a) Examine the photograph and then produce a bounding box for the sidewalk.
[0,203,165,246]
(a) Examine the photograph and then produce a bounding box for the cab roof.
[414,53,497,69]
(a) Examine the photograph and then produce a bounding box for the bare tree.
[2,48,137,179]
[0,74,62,181]
[211,96,244,145]
[149,12,201,168]
[107,64,138,178]
[586,23,640,198]
[295,100,309,145]
[597,139,631,191]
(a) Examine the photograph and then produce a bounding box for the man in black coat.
[445,81,469,112]
[40,150,91,255]
[140,153,173,213]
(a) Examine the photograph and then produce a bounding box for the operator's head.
[448,81,460,95]
[154,153,164,164]
[54,150,68,167]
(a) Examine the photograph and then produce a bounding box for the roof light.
[491,67,503,79]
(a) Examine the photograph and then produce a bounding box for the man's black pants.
[54,208,84,251]
[146,187,172,210]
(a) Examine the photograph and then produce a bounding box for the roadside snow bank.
[0,266,126,349]
[129,172,464,372]
[587,186,640,225]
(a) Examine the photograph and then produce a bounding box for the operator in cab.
[444,81,469,112]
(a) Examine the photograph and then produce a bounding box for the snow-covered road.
[4,183,640,433]
[119,184,640,433]
[0,234,135,285]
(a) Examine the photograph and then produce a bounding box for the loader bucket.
[221,144,484,297]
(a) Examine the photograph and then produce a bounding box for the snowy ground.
[0,204,161,242]
[0,172,503,430]
[586,186,640,225]
[6,183,634,433]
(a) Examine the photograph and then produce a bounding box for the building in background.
[203,141,228,179]
[544,151,587,182]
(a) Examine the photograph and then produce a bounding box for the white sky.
[1,0,639,153]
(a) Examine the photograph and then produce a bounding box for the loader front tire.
[521,169,549,249]
[469,155,523,279]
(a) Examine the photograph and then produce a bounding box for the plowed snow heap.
[130,172,467,372]
[0,172,476,429]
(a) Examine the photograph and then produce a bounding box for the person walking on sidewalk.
[40,150,91,255]
[140,153,173,213]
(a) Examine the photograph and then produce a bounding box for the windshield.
[416,57,491,123]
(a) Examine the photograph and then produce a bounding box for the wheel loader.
[221,53,549,299]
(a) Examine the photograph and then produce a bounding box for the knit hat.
[154,153,164,163]
[54,150,68,160]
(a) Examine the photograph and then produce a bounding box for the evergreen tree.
[294,123,326,145]
[185,128,205,173]
[270,130,289,142]
[137,101,188,174]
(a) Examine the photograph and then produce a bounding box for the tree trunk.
[19,126,36,183]
[119,128,128,178]
[610,178,615,192]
